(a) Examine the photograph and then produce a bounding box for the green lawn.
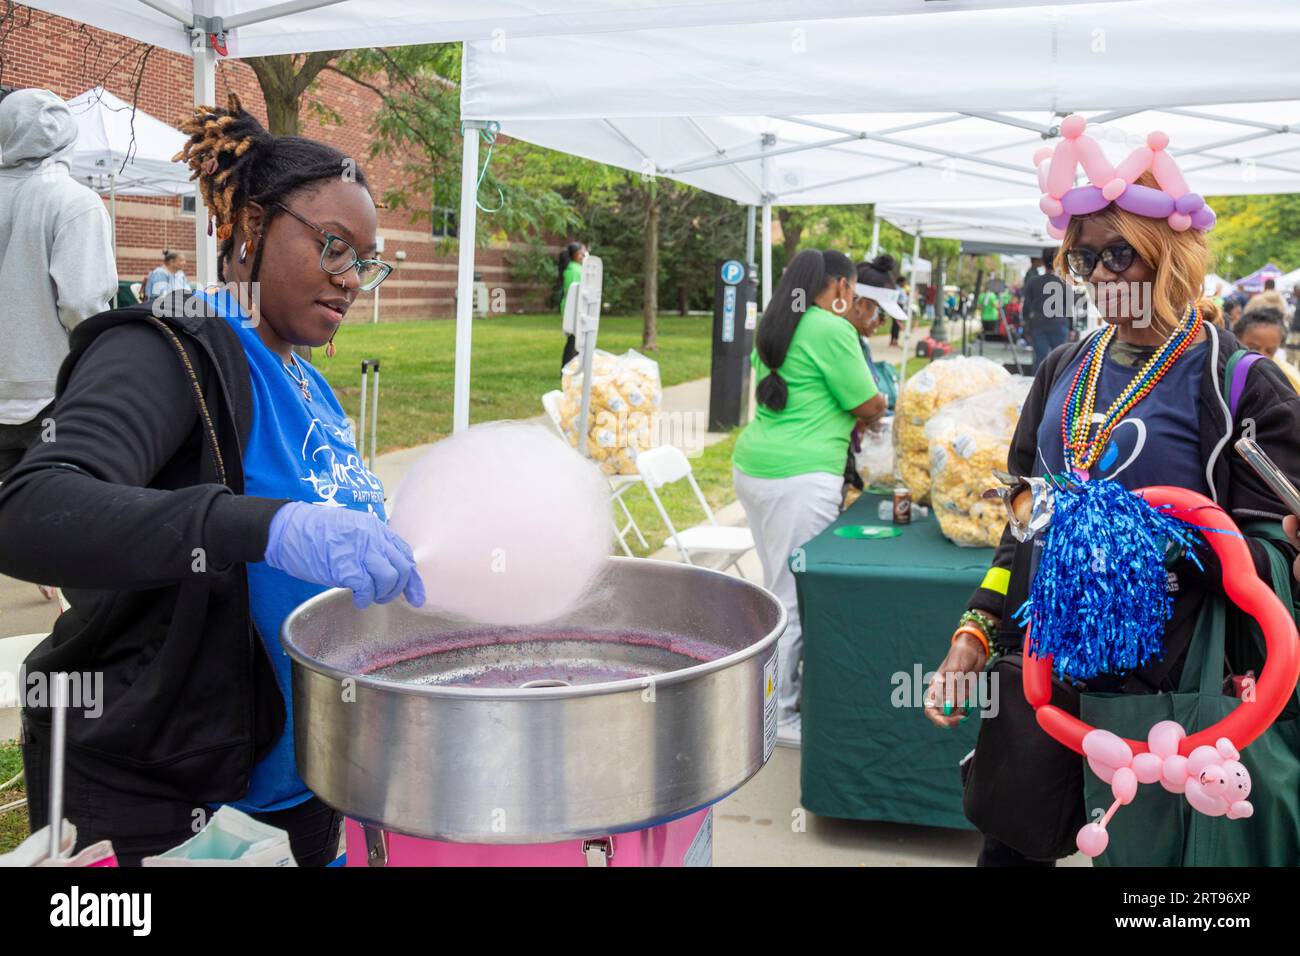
[316,313,712,455]
[0,742,25,855]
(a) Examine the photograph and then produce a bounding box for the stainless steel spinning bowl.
[280,557,785,844]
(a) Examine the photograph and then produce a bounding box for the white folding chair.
[541,391,649,557]
[635,445,753,576]
[0,633,47,710]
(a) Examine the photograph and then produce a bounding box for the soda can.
[893,485,912,525]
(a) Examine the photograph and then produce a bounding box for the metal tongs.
[983,470,1056,543]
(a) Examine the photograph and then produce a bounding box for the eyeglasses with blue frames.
[271,203,393,292]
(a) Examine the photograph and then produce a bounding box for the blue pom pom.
[1016,478,1203,681]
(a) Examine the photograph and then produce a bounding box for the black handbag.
[960,651,1088,861]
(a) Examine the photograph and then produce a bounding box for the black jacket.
[0,293,288,802]
[1021,269,1078,330]
[969,324,1300,658]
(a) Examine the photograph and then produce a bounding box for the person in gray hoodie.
[0,88,117,479]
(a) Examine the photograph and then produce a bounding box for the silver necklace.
[282,354,312,403]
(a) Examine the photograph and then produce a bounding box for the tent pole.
[191,30,217,290]
[868,218,880,259]
[760,133,774,310]
[899,226,921,388]
[109,170,118,307]
[761,201,772,309]
[453,118,485,434]
[745,204,756,266]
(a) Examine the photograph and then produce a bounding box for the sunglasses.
[1065,241,1138,280]
[271,203,393,292]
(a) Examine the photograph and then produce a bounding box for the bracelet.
[952,625,991,658]
[959,609,998,637]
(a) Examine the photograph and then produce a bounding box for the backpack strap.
[58,292,253,489]
[1223,348,1266,422]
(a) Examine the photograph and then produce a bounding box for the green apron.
[1080,536,1300,866]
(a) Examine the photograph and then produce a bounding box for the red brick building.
[1,4,553,320]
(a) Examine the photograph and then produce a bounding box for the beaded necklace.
[1060,306,1203,478]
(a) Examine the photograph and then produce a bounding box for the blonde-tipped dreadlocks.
[174,93,263,257]
[171,92,369,283]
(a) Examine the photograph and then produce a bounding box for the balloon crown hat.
[1036,113,1216,240]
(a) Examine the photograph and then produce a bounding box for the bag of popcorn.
[560,349,663,475]
[894,355,1010,504]
[925,376,1032,547]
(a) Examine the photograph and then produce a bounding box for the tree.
[1209,193,1300,278]
[245,52,341,136]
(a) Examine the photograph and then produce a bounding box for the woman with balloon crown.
[923,115,1300,866]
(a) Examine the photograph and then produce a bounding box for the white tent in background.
[66,87,192,197]
[1270,268,1300,292]
[62,87,194,294]
[1204,274,1236,298]
[877,199,1054,256]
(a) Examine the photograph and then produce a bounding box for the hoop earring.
[325,332,337,359]
[239,241,248,264]
[832,297,848,315]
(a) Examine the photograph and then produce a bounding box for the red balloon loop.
[1022,486,1300,756]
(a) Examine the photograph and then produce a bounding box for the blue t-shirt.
[203,292,387,812]
[1035,332,1210,689]
[1036,334,1209,493]
[146,267,188,299]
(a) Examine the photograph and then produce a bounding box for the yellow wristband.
[980,566,1010,596]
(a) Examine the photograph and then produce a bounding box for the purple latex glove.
[264,502,425,609]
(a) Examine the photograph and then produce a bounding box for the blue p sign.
[720,260,745,286]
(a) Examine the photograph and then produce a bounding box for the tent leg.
[745,204,756,266]
[192,34,217,290]
[899,228,921,388]
[109,171,118,307]
[453,118,485,434]
[761,202,772,310]
[759,132,774,310]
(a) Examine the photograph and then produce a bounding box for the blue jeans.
[1029,323,1068,372]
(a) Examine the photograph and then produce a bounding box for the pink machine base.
[344,808,713,867]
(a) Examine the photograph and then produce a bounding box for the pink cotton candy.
[390,422,614,626]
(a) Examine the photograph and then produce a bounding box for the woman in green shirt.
[558,241,587,372]
[733,249,887,742]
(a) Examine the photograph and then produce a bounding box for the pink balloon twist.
[1075,721,1252,859]
[1035,115,1215,239]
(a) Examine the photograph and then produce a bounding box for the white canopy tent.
[66,86,192,197]
[64,87,194,274]
[26,0,1300,431]
[878,199,1054,254]
[24,0,1133,56]
[1271,268,1300,293]
[458,0,1300,424]
[24,0,1133,432]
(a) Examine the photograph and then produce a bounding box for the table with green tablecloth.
[794,490,995,830]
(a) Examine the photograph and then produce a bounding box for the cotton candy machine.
[280,557,785,866]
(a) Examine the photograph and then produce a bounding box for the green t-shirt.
[560,260,582,318]
[733,305,878,479]
[980,291,1000,321]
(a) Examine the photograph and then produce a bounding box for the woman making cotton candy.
[0,94,423,866]
[733,249,887,743]
[921,116,1300,866]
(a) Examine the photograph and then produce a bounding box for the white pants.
[733,466,843,722]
